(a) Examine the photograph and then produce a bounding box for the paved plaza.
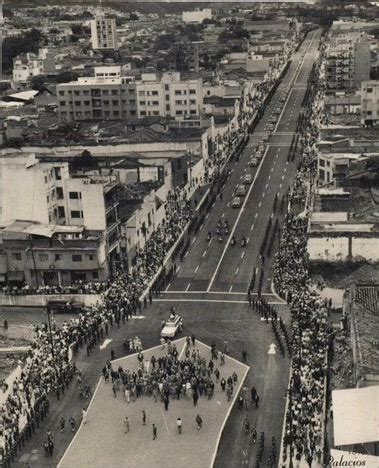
[59,338,249,468]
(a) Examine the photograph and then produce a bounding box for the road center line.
[202,251,207,258]
[185,283,191,292]
[235,267,239,275]
[207,146,270,291]
[241,251,245,259]
[194,266,199,273]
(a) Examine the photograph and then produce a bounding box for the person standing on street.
[142,410,146,426]
[124,416,130,433]
[195,414,203,430]
[176,417,183,434]
[152,424,157,440]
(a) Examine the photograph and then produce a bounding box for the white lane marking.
[161,408,170,434]
[205,213,210,219]
[208,238,213,246]
[268,174,271,181]
[265,183,268,189]
[165,283,171,292]
[185,283,191,292]
[192,237,197,244]
[250,223,254,231]
[200,224,204,231]
[229,285,233,293]
[184,251,189,258]
[281,175,285,180]
[156,298,286,305]
[271,167,274,172]
[221,212,225,218]
[177,265,181,273]
[241,251,245,259]
[235,267,239,275]
[258,201,262,208]
[212,202,215,207]
[207,147,270,291]
[226,202,230,207]
[194,266,199,273]
[246,237,250,244]
[202,251,207,258]
[279,183,282,189]
[255,213,258,218]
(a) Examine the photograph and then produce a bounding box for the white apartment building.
[56,66,137,122]
[136,72,202,120]
[57,70,203,122]
[12,48,56,85]
[361,80,379,125]
[182,8,212,24]
[91,16,118,50]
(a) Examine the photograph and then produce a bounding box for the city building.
[0,154,123,274]
[56,71,203,123]
[182,8,212,24]
[90,16,118,50]
[361,80,379,126]
[0,221,108,286]
[135,72,202,120]
[12,48,56,88]
[56,66,137,122]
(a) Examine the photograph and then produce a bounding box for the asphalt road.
[7,30,321,468]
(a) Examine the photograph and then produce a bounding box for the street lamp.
[46,302,55,360]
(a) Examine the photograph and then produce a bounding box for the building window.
[175,90,181,95]
[59,91,65,96]
[152,90,158,96]
[140,111,146,116]
[130,110,136,116]
[38,253,48,262]
[190,100,196,105]
[92,271,99,279]
[11,252,22,261]
[139,91,145,96]
[152,101,159,105]
[139,101,146,106]
[88,254,94,261]
[319,159,325,167]
[69,191,81,199]
[176,110,182,115]
[112,100,119,106]
[58,206,65,218]
[71,210,83,218]
[54,167,61,180]
[189,89,196,95]
[74,91,80,96]
[367,88,373,93]
[102,90,109,95]
[55,254,62,261]
[111,90,118,95]
[72,254,82,262]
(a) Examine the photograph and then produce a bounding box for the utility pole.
[29,235,40,288]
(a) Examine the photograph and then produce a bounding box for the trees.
[2,29,45,73]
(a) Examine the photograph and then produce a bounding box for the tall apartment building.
[57,66,137,122]
[361,80,379,125]
[354,38,371,86]
[91,16,118,50]
[56,70,203,122]
[12,48,56,87]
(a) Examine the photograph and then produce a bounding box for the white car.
[161,315,183,338]
[243,174,253,184]
[249,157,258,167]
[232,196,241,208]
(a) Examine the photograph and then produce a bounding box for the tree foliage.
[2,29,45,73]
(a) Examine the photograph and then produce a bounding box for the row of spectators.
[275,45,329,467]
[0,186,193,466]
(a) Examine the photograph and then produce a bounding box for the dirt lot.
[310,262,379,289]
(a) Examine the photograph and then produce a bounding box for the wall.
[0,293,103,307]
[308,235,379,262]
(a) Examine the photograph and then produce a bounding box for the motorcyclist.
[207,232,212,241]
[218,235,223,243]
[230,235,236,246]
[241,236,247,247]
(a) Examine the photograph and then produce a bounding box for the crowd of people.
[274,45,328,467]
[105,338,240,408]
[0,186,195,466]
[0,56,286,466]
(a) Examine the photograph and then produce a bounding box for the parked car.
[243,174,253,184]
[161,315,183,338]
[231,196,241,208]
[236,184,247,196]
[249,157,258,167]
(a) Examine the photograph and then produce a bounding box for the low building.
[182,8,212,24]
[317,153,368,187]
[361,80,379,126]
[308,212,379,262]
[0,221,108,286]
[324,94,361,115]
[12,48,56,88]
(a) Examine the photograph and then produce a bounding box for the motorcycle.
[241,237,247,247]
[207,232,212,242]
[218,235,224,243]
[230,236,236,246]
